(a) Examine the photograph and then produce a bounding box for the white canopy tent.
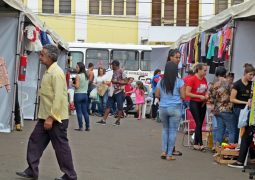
[172,0,255,48]
[0,0,68,133]
[171,0,255,81]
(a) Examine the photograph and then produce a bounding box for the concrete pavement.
[0,115,249,180]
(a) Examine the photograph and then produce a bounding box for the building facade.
[22,0,245,44]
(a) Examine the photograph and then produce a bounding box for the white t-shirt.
[95,75,107,85]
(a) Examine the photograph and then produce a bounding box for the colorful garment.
[112,68,127,94]
[0,57,11,92]
[208,78,233,113]
[133,88,145,104]
[194,34,199,64]
[206,33,217,60]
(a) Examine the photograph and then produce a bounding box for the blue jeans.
[159,104,182,156]
[98,92,108,116]
[215,112,235,144]
[212,115,218,146]
[74,93,90,129]
[233,107,242,143]
[107,91,125,112]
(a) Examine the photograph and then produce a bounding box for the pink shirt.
[133,88,145,104]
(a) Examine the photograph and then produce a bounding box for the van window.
[111,50,139,70]
[141,51,151,71]
[86,49,109,69]
[70,51,84,69]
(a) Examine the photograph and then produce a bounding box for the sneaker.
[113,120,120,126]
[96,120,106,125]
[85,128,90,131]
[15,124,22,131]
[228,162,244,169]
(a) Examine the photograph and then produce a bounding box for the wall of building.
[87,16,138,43]
[23,0,246,44]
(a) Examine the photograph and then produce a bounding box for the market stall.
[0,0,68,133]
[171,0,255,82]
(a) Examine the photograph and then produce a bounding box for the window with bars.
[89,0,99,14]
[88,0,136,16]
[176,0,186,26]
[189,0,199,26]
[102,0,112,15]
[59,0,71,14]
[164,0,174,26]
[42,0,54,14]
[126,0,136,16]
[151,0,161,26]
[215,0,228,14]
[114,0,124,15]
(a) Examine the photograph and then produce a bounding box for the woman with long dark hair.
[186,63,208,151]
[155,62,185,161]
[166,49,181,64]
[73,62,90,131]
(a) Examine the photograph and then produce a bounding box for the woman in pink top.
[133,81,145,120]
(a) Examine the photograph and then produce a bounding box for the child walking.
[133,81,145,120]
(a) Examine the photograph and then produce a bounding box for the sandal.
[172,150,182,156]
[166,156,176,161]
[193,145,200,151]
[161,152,167,159]
[200,146,206,152]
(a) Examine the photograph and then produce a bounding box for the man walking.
[96,60,127,125]
[16,45,77,180]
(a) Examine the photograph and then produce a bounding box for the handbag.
[97,84,108,96]
[238,105,249,128]
[108,86,114,97]
[89,88,98,99]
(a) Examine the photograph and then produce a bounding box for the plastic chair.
[182,108,211,147]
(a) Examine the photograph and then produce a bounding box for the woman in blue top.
[73,62,90,131]
[155,61,185,161]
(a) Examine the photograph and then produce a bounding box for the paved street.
[0,115,249,180]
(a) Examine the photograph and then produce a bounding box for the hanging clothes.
[218,30,224,59]
[40,31,51,46]
[194,34,199,64]
[206,33,217,60]
[200,32,206,57]
[223,28,232,61]
[24,25,43,52]
[179,43,188,67]
[188,38,195,64]
[0,57,11,92]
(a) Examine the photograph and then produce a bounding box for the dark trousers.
[233,107,242,143]
[125,96,133,114]
[151,93,159,119]
[24,120,77,180]
[189,101,207,145]
[14,84,21,124]
[238,126,255,163]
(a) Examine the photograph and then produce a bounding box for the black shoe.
[96,119,106,125]
[228,162,244,169]
[74,128,83,131]
[16,171,38,179]
[85,128,90,131]
[55,178,64,180]
[113,120,120,126]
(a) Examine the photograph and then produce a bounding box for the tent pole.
[11,12,25,131]
[228,20,236,72]
[34,60,41,121]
